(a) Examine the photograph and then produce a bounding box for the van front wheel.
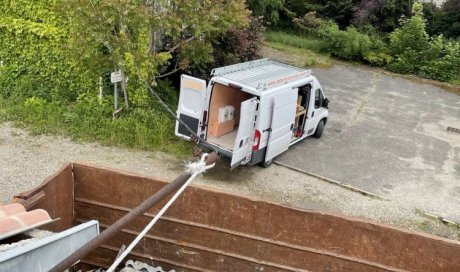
[260,159,273,168]
[313,120,324,138]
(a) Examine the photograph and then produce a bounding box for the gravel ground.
[0,122,458,240]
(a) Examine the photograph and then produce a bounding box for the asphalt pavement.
[276,65,460,222]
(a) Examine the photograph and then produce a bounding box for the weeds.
[265,30,327,53]
[264,41,332,68]
[0,95,191,156]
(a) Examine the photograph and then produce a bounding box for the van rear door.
[265,90,297,162]
[230,98,259,169]
[175,75,208,140]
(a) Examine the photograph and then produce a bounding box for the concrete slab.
[276,65,460,222]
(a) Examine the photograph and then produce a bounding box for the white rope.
[106,153,215,272]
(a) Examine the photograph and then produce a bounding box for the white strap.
[106,153,214,272]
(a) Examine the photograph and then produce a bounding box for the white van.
[175,59,329,168]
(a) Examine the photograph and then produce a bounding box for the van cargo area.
[207,83,254,150]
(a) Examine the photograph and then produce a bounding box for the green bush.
[420,36,460,81]
[364,51,393,66]
[0,0,191,155]
[389,3,460,81]
[321,23,372,60]
[0,1,91,102]
[389,3,429,73]
[265,1,459,82]
[6,96,64,134]
[318,21,392,65]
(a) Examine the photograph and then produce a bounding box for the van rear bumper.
[199,141,266,167]
[199,140,233,158]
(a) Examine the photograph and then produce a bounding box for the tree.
[61,0,250,107]
[425,0,460,39]
[246,0,284,24]
[389,2,460,81]
[389,2,429,73]
[353,0,412,32]
[282,0,360,29]
[212,17,266,68]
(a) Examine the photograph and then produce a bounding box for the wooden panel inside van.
[208,83,252,137]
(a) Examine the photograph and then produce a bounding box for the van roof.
[211,59,312,94]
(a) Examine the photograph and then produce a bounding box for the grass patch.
[450,76,460,86]
[0,95,191,157]
[263,30,332,68]
[263,41,333,68]
[265,30,326,53]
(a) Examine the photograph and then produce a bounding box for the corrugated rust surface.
[69,163,460,272]
[13,164,74,232]
[0,203,53,240]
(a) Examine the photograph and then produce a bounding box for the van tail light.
[252,129,261,151]
[201,110,207,129]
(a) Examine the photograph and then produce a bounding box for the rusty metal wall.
[70,163,460,272]
[13,163,74,232]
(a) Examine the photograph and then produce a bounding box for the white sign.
[111,71,123,83]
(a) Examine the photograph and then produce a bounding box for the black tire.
[313,120,324,138]
[260,159,273,168]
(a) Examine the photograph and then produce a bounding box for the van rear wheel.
[260,159,273,168]
[313,120,324,138]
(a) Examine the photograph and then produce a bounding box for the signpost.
[111,71,123,83]
[111,71,124,111]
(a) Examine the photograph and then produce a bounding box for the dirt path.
[0,122,458,240]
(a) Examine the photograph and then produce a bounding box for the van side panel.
[251,77,324,163]
[265,89,298,162]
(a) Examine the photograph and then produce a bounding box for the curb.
[417,209,460,230]
[273,161,388,201]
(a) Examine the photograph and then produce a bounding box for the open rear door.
[230,98,259,169]
[265,90,297,162]
[175,75,208,140]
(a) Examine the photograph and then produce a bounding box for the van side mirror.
[315,99,320,108]
[323,98,329,109]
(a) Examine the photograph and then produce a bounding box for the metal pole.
[114,83,118,110]
[50,152,219,272]
[121,70,129,109]
[98,76,103,102]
